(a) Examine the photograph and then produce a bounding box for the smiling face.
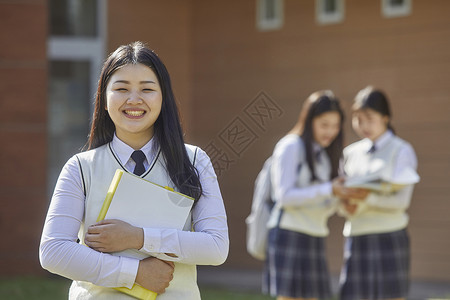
[312,111,341,148]
[352,108,389,141]
[105,63,162,149]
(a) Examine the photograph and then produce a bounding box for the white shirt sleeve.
[271,137,333,208]
[39,156,139,288]
[139,148,229,265]
[366,143,418,210]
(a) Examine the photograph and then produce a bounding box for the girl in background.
[263,91,365,300]
[339,86,418,300]
[40,42,229,300]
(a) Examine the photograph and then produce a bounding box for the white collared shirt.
[341,130,418,236]
[111,134,157,173]
[359,130,417,180]
[39,135,229,290]
[268,134,337,237]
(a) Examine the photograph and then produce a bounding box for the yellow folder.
[96,169,194,300]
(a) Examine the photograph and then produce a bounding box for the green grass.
[201,287,274,300]
[0,277,273,300]
[0,277,71,300]
[3,277,449,300]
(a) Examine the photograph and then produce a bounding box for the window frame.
[47,0,107,195]
[382,0,412,18]
[316,0,345,25]
[48,0,106,102]
[256,0,284,31]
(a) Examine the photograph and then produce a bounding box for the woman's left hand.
[341,198,359,215]
[85,219,144,253]
[332,177,370,200]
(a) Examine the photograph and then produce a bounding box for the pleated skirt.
[263,227,332,299]
[339,229,410,300]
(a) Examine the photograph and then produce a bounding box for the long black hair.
[353,86,395,134]
[86,41,202,202]
[291,90,344,180]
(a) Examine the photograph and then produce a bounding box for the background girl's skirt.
[339,229,410,300]
[262,227,332,299]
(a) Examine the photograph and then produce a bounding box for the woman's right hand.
[332,177,370,200]
[135,257,175,294]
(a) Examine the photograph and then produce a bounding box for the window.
[256,0,284,31]
[48,61,91,185]
[382,0,412,18]
[49,0,97,36]
[47,0,106,194]
[316,0,345,25]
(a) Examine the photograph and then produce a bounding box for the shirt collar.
[312,142,323,154]
[368,130,393,152]
[312,142,325,161]
[111,134,156,165]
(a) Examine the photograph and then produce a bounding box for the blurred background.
[1,0,449,298]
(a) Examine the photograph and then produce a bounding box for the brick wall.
[3,0,449,282]
[0,0,48,275]
[188,0,450,281]
[107,0,194,137]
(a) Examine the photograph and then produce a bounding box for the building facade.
[1,0,449,283]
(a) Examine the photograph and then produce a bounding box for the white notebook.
[95,169,195,300]
[98,169,194,259]
[345,167,420,192]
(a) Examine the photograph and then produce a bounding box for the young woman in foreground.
[40,42,229,300]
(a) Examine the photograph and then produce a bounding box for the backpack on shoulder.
[245,157,274,260]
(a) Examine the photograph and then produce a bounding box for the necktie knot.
[131,150,146,176]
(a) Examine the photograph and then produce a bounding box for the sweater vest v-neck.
[343,135,410,236]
